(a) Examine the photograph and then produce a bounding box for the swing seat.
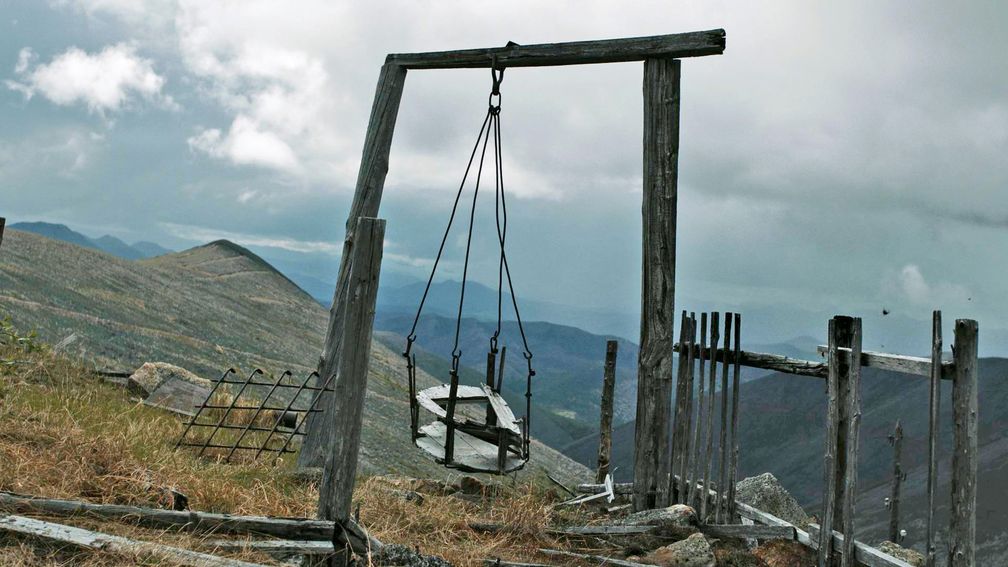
[413,384,526,474]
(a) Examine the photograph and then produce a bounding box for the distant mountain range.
[10,221,173,260]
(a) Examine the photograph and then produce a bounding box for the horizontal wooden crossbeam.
[386,29,726,69]
[815,345,955,380]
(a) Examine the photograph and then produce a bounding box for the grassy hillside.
[0,229,590,485]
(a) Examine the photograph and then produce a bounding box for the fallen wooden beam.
[386,30,726,69]
[0,492,333,540]
[576,482,633,495]
[483,559,555,567]
[202,539,333,555]
[0,514,266,567]
[698,523,795,540]
[539,548,654,567]
[807,524,916,567]
[815,345,955,380]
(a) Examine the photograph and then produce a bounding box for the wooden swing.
[402,62,535,475]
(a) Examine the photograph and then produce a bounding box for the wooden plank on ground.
[0,514,265,567]
[202,539,333,555]
[0,491,333,540]
[387,30,726,69]
[807,524,916,567]
[539,548,654,567]
[699,523,794,540]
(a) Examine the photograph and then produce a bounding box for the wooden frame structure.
[297,30,728,523]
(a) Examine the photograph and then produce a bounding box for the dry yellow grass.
[0,334,598,566]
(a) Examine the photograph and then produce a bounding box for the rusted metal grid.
[175,368,334,463]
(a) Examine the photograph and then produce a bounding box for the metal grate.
[174,368,334,463]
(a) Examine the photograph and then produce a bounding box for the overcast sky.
[2,1,1006,353]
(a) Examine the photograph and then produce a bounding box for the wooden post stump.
[888,420,903,544]
[597,340,619,483]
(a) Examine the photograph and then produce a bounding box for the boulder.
[878,541,924,566]
[623,504,699,529]
[643,533,716,567]
[735,473,809,528]
[127,362,212,416]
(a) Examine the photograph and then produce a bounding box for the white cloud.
[887,264,970,307]
[6,43,175,114]
[161,222,341,254]
[188,117,300,172]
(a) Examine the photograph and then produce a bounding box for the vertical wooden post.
[726,313,742,521]
[926,310,942,567]
[597,340,619,483]
[317,217,385,522]
[716,312,732,523]
[701,312,720,523]
[819,316,852,567]
[0,217,6,248]
[840,317,862,567]
[299,63,407,469]
[633,57,680,511]
[888,420,903,543]
[687,312,705,509]
[670,312,691,502]
[948,319,978,567]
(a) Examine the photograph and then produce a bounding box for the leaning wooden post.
[633,57,680,511]
[948,319,978,567]
[299,63,407,469]
[317,217,385,522]
[888,420,903,544]
[597,340,619,483]
[926,310,942,567]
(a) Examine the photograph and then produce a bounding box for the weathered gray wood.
[686,312,704,508]
[700,523,795,540]
[203,539,333,555]
[416,384,487,417]
[948,319,978,567]
[483,560,555,567]
[840,317,863,567]
[814,346,955,380]
[674,343,827,378]
[597,340,619,482]
[0,514,266,567]
[576,483,634,495]
[701,312,720,522]
[716,313,732,523]
[682,314,698,504]
[888,420,903,544]
[0,491,333,540]
[670,312,692,503]
[416,421,525,473]
[633,57,680,511]
[553,525,655,536]
[387,30,726,69]
[318,217,385,522]
[539,548,654,567]
[727,313,742,520]
[299,63,407,469]
[926,310,942,567]
[819,317,841,567]
[807,524,917,567]
[0,217,5,248]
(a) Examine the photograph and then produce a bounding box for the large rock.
[735,473,809,528]
[623,504,699,529]
[878,541,924,566]
[643,533,715,567]
[127,362,212,416]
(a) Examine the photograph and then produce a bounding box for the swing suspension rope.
[403,59,536,455]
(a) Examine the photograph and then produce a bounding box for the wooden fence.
[655,310,978,567]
